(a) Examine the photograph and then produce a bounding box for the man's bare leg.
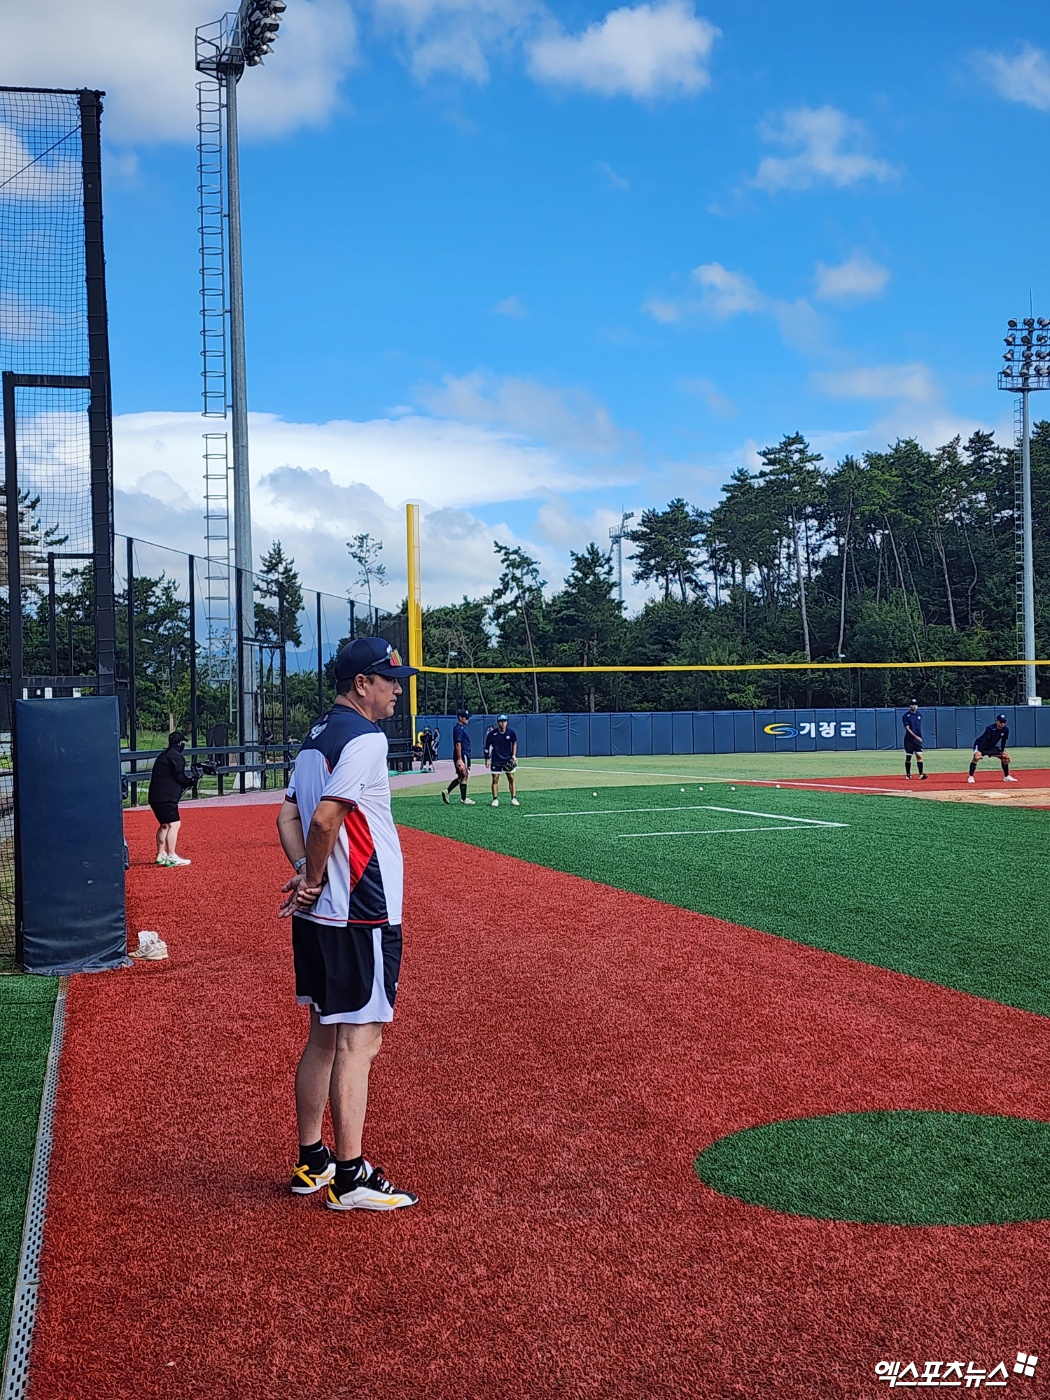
[295,1011,337,1145]
[329,1022,383,1160]
[155,823,168,858]
[163,819,181,857]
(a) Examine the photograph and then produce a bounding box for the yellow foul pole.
[405,503,422,728]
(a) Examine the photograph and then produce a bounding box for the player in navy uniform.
[441,708,476,805]
[967,714,1017,784]
[901,700,927,780]
[484,714,520,807]
[276,637,420,1212]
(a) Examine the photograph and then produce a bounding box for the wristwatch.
[293,856,307,874]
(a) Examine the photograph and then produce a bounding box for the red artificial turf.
[26,806,1050,1400]
[746,767,1050,805]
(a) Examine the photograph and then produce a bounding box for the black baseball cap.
[457,707,470,719]
[335,637,418,683]
[996,713,1007,722]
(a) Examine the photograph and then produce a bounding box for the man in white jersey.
[276,636,419,1212]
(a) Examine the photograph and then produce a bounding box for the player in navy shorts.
[484,714,519,807]
[441,708,476,805]
[901,699,927,780]
[968,714,1017,784]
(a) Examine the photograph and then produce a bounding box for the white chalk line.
[618,825,840,839]
[522,803,846,828]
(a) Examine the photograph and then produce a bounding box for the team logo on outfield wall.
[763,723,798,737]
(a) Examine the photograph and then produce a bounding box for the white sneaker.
[510,798,520,806]
[491,798,499,807]
[168,855,192,866]
[130,931,168,961]
[155,855,172,867]
[1004,775,1018,782]
[462,797,476,805]
[967,775,975,784]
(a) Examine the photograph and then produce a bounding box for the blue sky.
[3,1,1050,607]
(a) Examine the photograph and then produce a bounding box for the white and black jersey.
[286,706,404,927]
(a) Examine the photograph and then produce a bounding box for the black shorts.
[150,800,180,824]
[292,916,402,1024]
[903,737,922,754]
[490,756,514,773]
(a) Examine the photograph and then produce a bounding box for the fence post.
[236,566,246,794]
[48,552,58,677]
[127,536,137,805]
[316,590,323,718]
[279,581,289,783]
[188,553,198,752]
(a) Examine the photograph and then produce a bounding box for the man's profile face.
[909,704,917,712]
[996,717,1006,728]
[355,672,401,719]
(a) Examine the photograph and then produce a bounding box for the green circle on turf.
[695,1111,1050,1225]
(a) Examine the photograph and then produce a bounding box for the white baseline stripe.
[523,803,847,828]
[699,804,848,828]
[617,825,829,839]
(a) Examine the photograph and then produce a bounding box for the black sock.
[299,1139,326,1168]
[917,759,924,775]
[905,757,911,775]
[334,1156,366,1192]
[1003,762,1010,777]
[969,762,977,776]
[446,778,459,794]
[459,782,469,800]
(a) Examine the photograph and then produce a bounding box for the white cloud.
[371,0,538,82]
[492,294,527,317]
[811,363,938,404]
[644,261,824,352]
[977,43,1050,112]
[0,0,357,143]
[527,1,718,100]
[641,297,681,324]
[419,371,631,455]
[692,262,764,317]
[596,160,630,190]
[813,252,890,304]
[0,293,68,342]
[679,377,736,417]
[106,402,640,604]
[750,105,899,193]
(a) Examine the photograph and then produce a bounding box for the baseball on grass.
[730,786,736,792]
[680,787,685,792]
[592,791,598,797]
[775,784,781,789]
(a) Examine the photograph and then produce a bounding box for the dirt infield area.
[748,769,1050,809]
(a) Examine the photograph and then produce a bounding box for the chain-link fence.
[110,533,390,795]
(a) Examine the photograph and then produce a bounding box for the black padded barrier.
[15,697,126,973]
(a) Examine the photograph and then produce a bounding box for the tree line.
[418,424,1050,714]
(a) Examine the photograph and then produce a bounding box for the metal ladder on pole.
[197,74,235,717]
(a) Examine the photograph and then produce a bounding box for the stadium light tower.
[998,315,1049,706]
[609,509,635,605]
[195,0,286,755]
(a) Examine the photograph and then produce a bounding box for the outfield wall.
[416,705,1050,758]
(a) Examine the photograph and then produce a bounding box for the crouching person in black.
[148,731,196,868]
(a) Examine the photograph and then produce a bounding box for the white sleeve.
[321,733,386,804]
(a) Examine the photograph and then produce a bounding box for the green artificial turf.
[394,747,1050,795]
[695,1111,1050,1224]
[0,976,57,1338]
[395,781,1050,1017]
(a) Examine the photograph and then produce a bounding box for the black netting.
[0,89,96,964]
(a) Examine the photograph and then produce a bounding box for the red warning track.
[28,807,1050,1400]
[747,767,1050,808]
